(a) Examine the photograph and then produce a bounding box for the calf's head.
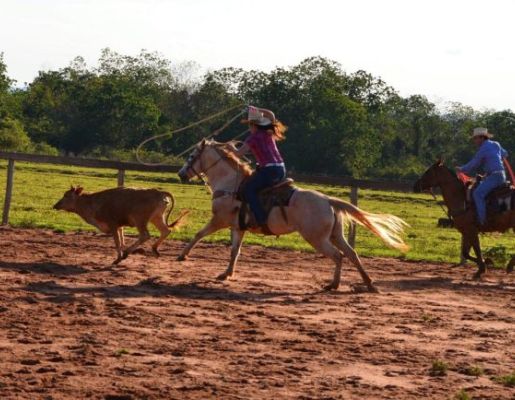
[53,186,84,211]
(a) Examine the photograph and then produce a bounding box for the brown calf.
[53,186,187,264]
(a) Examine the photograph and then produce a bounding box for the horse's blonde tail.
[328,197,409,252]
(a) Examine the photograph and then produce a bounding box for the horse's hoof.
[152,248,160,257]
[322,283,339,291]
[121,251,129,260]
[484,258,494,268]
[177,255,187,262]
[368,284,380,293]
[217,272,232,281]
[472,271,483,280]
[112,257,122,265]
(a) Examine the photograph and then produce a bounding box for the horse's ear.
[435,157,444,167]
[75,186,83,195]
[200,138,206,146]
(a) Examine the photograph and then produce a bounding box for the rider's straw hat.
[472,127,493,138]
[241,106,274,126]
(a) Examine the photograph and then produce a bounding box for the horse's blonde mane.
[208,140,253,176]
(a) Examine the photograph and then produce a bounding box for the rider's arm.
[234,142,250,158]
[460,147,485,175]
[501,146,508,159]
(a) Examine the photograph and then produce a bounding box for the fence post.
[2,159,15,225]
[348,185,359,248]
[117,169,125,187]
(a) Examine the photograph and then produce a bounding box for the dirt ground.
[0,227,513,400]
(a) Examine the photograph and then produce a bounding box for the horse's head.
[178,139,217,183]
[413,159,450,193]
[177,139,250,183]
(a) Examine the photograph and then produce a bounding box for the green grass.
[430,360,449,376]
[493,372,515,387]
[0,160,513,264]
[452,389,472,400]
[463,365,484,377]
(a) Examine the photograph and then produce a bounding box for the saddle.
[466,178,515,217]
[237,178,296,234]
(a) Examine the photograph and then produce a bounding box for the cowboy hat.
[241,106,275,126]
[471,127,493,138]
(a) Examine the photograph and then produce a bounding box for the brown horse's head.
[413,159,450,193]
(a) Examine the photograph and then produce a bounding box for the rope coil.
[136,103,246,166]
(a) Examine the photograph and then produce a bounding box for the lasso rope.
[136,103,245,166]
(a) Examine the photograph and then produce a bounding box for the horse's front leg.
[217,229,245,281]
[177,217,223,261]
[461,235,476,263]
[469,233,486,279]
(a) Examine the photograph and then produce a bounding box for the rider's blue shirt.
[460,139,508,175]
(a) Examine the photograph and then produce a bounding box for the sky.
[1,0,514,111]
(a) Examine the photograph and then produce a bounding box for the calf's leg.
[112,228,124,265]
[122,224,151,260]
[150,214,171,257]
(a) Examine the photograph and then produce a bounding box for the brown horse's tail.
[328,197,409,252]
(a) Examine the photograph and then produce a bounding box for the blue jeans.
[473,171,506,224]
[244,166,286,225]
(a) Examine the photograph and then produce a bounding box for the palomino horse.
[177,139,408,292]
[414,160,515,278]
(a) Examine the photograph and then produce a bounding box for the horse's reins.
[426,167,469,221]
[185,143,247,195]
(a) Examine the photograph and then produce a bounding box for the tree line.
[0,49,513,179]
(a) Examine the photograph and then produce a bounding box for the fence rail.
[0,151,419,252]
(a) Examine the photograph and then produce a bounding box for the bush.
[430,360,448,376]
[0,116,32,152]
[29,142,60,156]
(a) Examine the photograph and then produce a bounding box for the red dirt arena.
[0,227,513,399]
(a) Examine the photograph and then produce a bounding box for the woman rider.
[457,127,509,227]
[233,105,288,233]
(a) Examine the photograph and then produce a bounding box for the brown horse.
[414,160,515,278]
[177,139,409,292]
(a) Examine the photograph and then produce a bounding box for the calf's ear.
[75,186,84,195]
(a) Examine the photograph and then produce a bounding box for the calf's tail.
[164,192,189,228]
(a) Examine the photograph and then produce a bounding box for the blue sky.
[1,0,514,111]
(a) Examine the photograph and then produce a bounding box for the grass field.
[0,160,513,265]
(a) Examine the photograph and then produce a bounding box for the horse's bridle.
[183,142,244,189]
[424,166,467,219]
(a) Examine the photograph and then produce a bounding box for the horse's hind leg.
[309,239,343,291]
[330,220,378,293]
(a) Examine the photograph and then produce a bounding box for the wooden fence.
[0,151,416,250]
